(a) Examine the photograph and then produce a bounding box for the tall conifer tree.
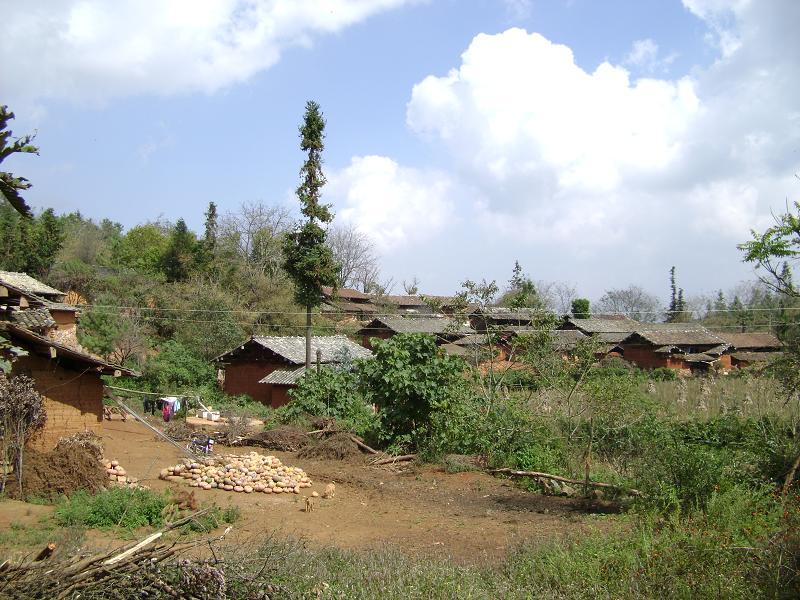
[282,101,339,367]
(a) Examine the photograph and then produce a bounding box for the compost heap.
[160,452,312,494]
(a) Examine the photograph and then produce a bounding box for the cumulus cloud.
[404,1,800,254]
[0,0,415,103]
[407,28,700,243]
[326,155,456,252]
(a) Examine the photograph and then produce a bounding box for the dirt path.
[3,419,621,565]
[103,419,620,563]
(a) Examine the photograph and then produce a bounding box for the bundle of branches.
[0,511,227,599]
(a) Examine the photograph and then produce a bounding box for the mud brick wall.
[13,354,104,451]
[222,361,282,405]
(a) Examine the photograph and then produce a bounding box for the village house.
[377,294,432,314]
[618,323,731,372]
[469,307,544,332]
[356,315,474,349]
[723,332,783,368]
[0,271,135,450]
[213,335,372,407]
[557,315,640,357]
[320,286,378,318]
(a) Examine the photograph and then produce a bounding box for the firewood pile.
[0,511,240,599]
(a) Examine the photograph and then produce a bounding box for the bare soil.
[1,419,622,565]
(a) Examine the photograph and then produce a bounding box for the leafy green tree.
[282,101,339,367]
[161,219,198,282]
[502,260,541,308]
[0,106,38,217]
[739,200,800,493]
[112,223,169,275]
[571,298,590,318]
[280,368,376,436]
[0,204,63,275]
[137,340,216,393]
[358,334,468,448]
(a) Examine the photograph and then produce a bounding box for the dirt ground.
[2,419,622,565]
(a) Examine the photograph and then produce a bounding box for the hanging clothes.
[162,402,171,422]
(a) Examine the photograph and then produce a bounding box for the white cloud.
[407,28,700,243]
[403,0,800,263]
[326,155,455,252]
[624,39,677,73]
[0,0,416,103]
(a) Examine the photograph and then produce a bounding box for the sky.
[2,0,799,303]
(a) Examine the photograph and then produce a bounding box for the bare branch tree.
[402,276,420,295]
[327,223,380,291]
[218,202,292,279]
[595,285,662,322]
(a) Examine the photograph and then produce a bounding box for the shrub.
[279,367,377,437]
[649,367,678,381]
[359,334,469,444]
[55,488,168,529]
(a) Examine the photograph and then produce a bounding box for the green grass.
[54,487,169,530]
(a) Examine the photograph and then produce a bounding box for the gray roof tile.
[0,271,64,297]
[247,335,372,364]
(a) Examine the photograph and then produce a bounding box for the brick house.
[557,315,641,358]
[320,286,378,318]
[356,315,474,349]
[0,272,135,450]
[214,335,372,407]
[724,332,783,368]
[618,324,731,372]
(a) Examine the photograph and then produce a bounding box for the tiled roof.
[0,271,64,297]
[217,335,372,365]
[550,329,588,351]
[259,366,311,385]
[321,286,371,301]
[379,295,429,307]
[473,307,543,321]
[627,324,727,346]
[10,307,56,330]
[359,316,473,336]
[723,332,782,350]
[2,323,137,376]
[731,351,783,363]
[563,315,641,333]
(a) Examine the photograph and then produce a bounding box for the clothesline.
[105,384,214,414]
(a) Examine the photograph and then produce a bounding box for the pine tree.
[162,219,197,282]
[282,101,339,367]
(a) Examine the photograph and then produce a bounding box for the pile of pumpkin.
[159,452,312,494]
[103,459,142,488]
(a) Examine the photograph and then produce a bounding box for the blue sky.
[2,0,799,306]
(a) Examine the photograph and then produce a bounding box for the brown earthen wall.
[269,386,292,408]
[12,354,103,451]
[50,309,78,332]
[222,361,283,405]
[362,330,392,350]
[622,346,669,369]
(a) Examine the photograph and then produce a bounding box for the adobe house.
[558,315,641,358]
[320,286,378,317]
[1,272,135,450]
[356,315,474,349]
[469,307,545,332]
[724,332,783,368]
[618,324,731,372]
[377,294,432,314]
[213,335,372,407]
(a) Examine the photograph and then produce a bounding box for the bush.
[359,334,469,445]
[55,488,168,529]
[649,367,678,381]
[135,340,217,393]
[278,367,377,437]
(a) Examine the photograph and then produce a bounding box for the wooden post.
[305,307,312,369]
[316,348,322,374]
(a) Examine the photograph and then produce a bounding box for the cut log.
[371,454,416,465]
[350,437,379,455]
[490,468,641,496]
